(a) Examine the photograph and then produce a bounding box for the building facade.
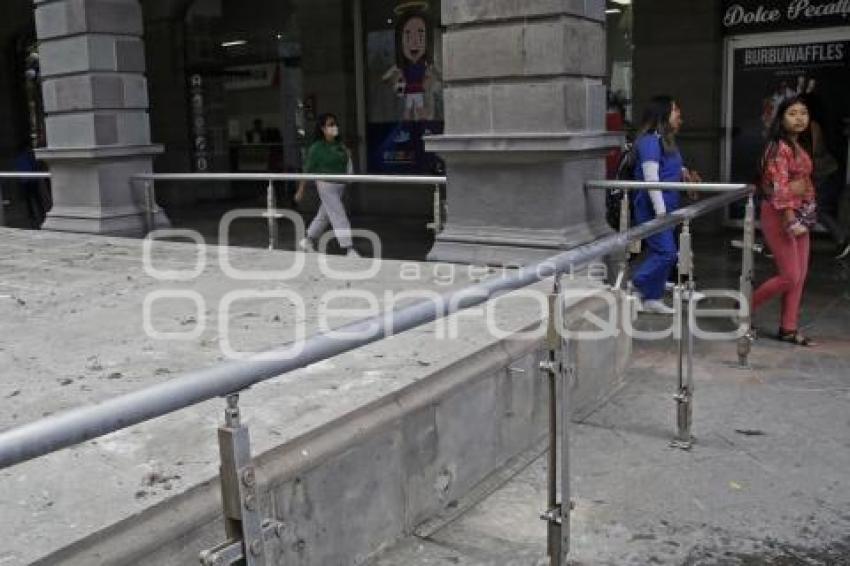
[1,1,848,240]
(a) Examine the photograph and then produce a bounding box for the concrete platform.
[0,228,629,565]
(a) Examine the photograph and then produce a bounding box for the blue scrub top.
[633,133,684,211]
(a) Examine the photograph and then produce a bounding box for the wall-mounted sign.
[723,0,850,33]
[223,64,279,91]
[189,74,209,172]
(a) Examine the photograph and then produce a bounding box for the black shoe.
[835,240,850,260]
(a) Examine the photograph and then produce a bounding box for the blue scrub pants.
[632,193,678,301]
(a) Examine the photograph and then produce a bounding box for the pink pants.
[752,201,811,331]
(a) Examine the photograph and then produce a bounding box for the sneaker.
[835,240,850,260]
[345,248,361,258]
[639,299,676,315]
[297,237,315,253]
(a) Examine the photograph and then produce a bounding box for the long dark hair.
[760,95,812,172]
[313,113,339,143]
[635,95,678,154]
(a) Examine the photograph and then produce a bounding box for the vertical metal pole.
[352,0,368,172]
[143,181,155,234]
[266,180,278,251]
[737,195,756,367]
[672,221,694,450]
[558,336,575,566]
[200,394,269,566]
[433,184,442,233]
[541,274,569,566]
[0,180,6,227]
[617,189,631,282]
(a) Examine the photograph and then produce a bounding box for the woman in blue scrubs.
[631,96,688,314]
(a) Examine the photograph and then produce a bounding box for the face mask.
[326,126,339,137]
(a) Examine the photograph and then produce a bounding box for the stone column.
[427,0,621,265]
[34,0,164,236]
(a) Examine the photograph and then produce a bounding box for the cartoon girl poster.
[366,0,444,173]
[382,5,434,121]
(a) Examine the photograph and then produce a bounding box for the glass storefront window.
[184,0,306,177]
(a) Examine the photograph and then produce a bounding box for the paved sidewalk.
[372,239,850,565]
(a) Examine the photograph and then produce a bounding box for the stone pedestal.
[34,0,165,236]
[428,0,621,265]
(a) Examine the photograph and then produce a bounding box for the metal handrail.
[0,185,751,470]
[132,172,446,185]
[586,180,749,192]
[0,172,52,179]
[130,172,449,248]
[586,179,759,448]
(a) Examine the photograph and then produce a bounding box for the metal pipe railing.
[0,186,750,470]
[132,172,446,185]
[0,172,52,179]
[586,180,749,193]
[586,180,757,450]
[131,172,449,249]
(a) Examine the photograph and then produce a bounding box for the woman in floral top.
[752,96,817,346]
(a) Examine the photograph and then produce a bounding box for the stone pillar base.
[426,133,621,266]
[37,145,167,237]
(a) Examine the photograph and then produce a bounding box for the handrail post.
[0,180,5,227]
[143,180,155,234]
[540,273,571,566]
[427,183,443,234]
[199,394,283,566]
[266,180,278,250]
[434,183,442,233]
[737,195,756,367]
[672,220,695,450]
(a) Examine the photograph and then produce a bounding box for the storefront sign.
[223,64,279,91]
[723,0,850,33]
[189,74,209,172]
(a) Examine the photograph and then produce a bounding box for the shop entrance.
[722,27,850,224]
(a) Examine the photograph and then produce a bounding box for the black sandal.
[777,328,815,347]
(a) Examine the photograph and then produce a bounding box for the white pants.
[307,181,352,248]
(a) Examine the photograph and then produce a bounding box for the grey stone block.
[94,114,119,145]
[43,74,145,113]
[443,85,493,133]
[40,155,155,236]
[39,36,146,77]
[445,78,605,134]
[442,0,588,26]
[34,2,70,40]
[86,0,143,35]
[424,134,622,264]
[584,0,606,22]
[35,0,143,40]
[115,38,146,73]
[443,19,605,82]
[46,110,151,147]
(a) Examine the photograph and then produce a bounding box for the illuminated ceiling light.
[221,40,247,48]
[610,0,631,4]
[605,8,622,14]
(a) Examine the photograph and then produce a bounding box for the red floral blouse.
[762,141,815,211]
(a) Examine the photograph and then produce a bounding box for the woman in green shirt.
[295,113,359,257]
